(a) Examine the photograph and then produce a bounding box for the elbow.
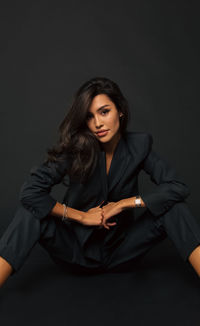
[183,184,191,199]
[19,183,27,202]
[18,181,33,207]
[18,190,34,214]
[19,194,31,210]
[176,182,191,200]
[19,196,29,208]
[170,181,191,201]
[19,187,26,204]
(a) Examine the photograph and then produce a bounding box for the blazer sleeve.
[140,133,191,217]
[19,158,69,220]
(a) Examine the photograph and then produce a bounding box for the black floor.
[1,240,200,326]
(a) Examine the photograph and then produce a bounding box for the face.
[86,94,122,144]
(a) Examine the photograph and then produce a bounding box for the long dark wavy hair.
[43,76,130,183]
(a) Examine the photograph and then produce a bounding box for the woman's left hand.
[101,201,122,226]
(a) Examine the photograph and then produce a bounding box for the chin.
[99,134,114,143]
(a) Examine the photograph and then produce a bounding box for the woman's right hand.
[80,204,117,230]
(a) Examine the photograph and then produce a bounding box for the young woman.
[1,76,200,288]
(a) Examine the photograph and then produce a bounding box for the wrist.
[79,211,86,224]
[65,207,84,224]
[116,199,130,211]
[120,196,145,210]
[120,198,135,210]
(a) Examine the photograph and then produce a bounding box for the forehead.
[88,94,113,112]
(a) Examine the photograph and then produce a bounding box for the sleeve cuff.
[141,193,170,217]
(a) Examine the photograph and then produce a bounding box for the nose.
[94,115,103,128]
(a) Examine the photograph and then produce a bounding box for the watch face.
[135,198,141,204]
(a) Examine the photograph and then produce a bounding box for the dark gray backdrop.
[0,0,199,262]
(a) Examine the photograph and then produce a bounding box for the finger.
[101,213,104,219]
[103,221,115,228]
[98,200,105,207]
[107,223,117,226]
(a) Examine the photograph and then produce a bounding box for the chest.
[105,154,113,176]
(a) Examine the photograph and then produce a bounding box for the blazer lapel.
[107,134,131,193]
[99,150,108,198]
[99,133,131,196]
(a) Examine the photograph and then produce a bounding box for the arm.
[19,157,75,220]
[50,201,83,223]
[119,196,146,210]
[117,134,190,217]
[19,158,101,225]
[138,134,190,217]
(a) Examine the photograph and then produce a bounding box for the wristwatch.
[134,196,142,207]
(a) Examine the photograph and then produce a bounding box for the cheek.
[108,114,120,127]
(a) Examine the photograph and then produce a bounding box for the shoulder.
[124,130,153,147]
[123,130,153,158]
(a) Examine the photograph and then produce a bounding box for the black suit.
[1,131,200,274]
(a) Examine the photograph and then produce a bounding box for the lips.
[96,130,109,136]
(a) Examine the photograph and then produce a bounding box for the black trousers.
[0,201,200,276]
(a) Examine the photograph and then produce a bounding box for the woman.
[0,76,200,288]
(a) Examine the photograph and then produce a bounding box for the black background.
[1,0,199,228]
[1,1,200,323]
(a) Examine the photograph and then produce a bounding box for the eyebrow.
[88,104,110,114]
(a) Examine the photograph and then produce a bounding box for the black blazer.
[19,131,190,262]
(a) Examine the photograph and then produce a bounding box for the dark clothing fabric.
[0,131,199,275]
[0,200,200,276]
[17,131,191,259]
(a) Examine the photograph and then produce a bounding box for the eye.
[101,109,110,115]
[86,109,110,121]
